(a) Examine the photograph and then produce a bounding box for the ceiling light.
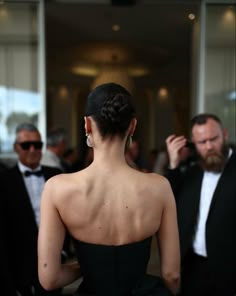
[112,24,120,32]
[158,87,169,101]
[188,13,195,20]
[128,67,149,77]
[91,69,134,94]
[58,86,69,101]
[223,9,235,23]
[71,66,98,77]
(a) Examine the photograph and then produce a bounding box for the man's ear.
[223,128,228,141]
[84,116,92,134]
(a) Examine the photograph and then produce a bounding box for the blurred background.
[0,0,235,165]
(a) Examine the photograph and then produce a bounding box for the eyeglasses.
[17,141,43,150]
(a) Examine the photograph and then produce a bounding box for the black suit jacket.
[165,151,236,293]
[1,165,61,291]
[0,199,17,296]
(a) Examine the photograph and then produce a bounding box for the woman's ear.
[129,118,137,136]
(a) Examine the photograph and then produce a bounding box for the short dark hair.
[47,128,67,147]
[85,83,136,139]
[190,113,223,129]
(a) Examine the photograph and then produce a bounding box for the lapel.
[13,165,32,200]
[177,166,203,230]
[41,165,62,181]
[190,167,204,220]
[10,165,60,226]
[207,152,236,220]
[7,166,38,230]
[41,166,52,181]
[182,166,203,213]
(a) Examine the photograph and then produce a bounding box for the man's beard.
[199,144,228,173]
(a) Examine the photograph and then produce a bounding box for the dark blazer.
[0,199,17,296]
[165,151,236,293]
[1,164,62,293]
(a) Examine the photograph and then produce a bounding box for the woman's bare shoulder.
[47,167,90,183]
[135,171,170,188]
[43,169,88,198]
[135,172,173,201]
[45,171,77,186]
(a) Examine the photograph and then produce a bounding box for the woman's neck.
[92,140,127,167]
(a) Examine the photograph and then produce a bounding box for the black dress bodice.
[73,237,172,296]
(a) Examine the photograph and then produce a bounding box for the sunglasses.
[17,141,43,150]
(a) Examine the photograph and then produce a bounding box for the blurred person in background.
[153,145,169,175]
[165,113,236,296]
[62,147,80,173]
[0,123,62,295]
[41,127,68,172]
[125,139,148,171]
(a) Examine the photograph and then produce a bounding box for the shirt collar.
[18,161,42,174]
[228,148,233,159]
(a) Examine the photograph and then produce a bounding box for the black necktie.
[24,170,43,177]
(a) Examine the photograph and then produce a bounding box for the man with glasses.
[0,123,62,295]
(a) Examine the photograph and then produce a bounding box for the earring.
[86,133,93,148]
[126,135,133,148]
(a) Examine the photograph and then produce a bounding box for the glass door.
[0,1,45,158]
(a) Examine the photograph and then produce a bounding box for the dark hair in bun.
[85,83,136,138]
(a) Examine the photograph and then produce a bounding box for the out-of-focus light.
[112,24,120,31]
[71,66,98,77]
[228,90,236,101]
[223,9,235,23]
[58,86,69,100]
[0,6,8,19]
[128,67,149,77]
[158,87,169,101]
[91,69,134,93]
[188,13,195,20]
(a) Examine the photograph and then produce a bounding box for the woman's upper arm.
[157,179,180,279]
[38,179,66,287]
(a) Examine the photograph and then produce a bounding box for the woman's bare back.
[50,164,169,245]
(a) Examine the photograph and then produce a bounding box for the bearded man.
[165,113,236,296]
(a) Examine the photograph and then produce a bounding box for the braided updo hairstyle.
[85,83,136,139]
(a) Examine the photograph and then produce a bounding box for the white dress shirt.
[18,161,45,227]
[193,171,221,256]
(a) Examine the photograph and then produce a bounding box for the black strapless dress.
[73,237,173,296]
